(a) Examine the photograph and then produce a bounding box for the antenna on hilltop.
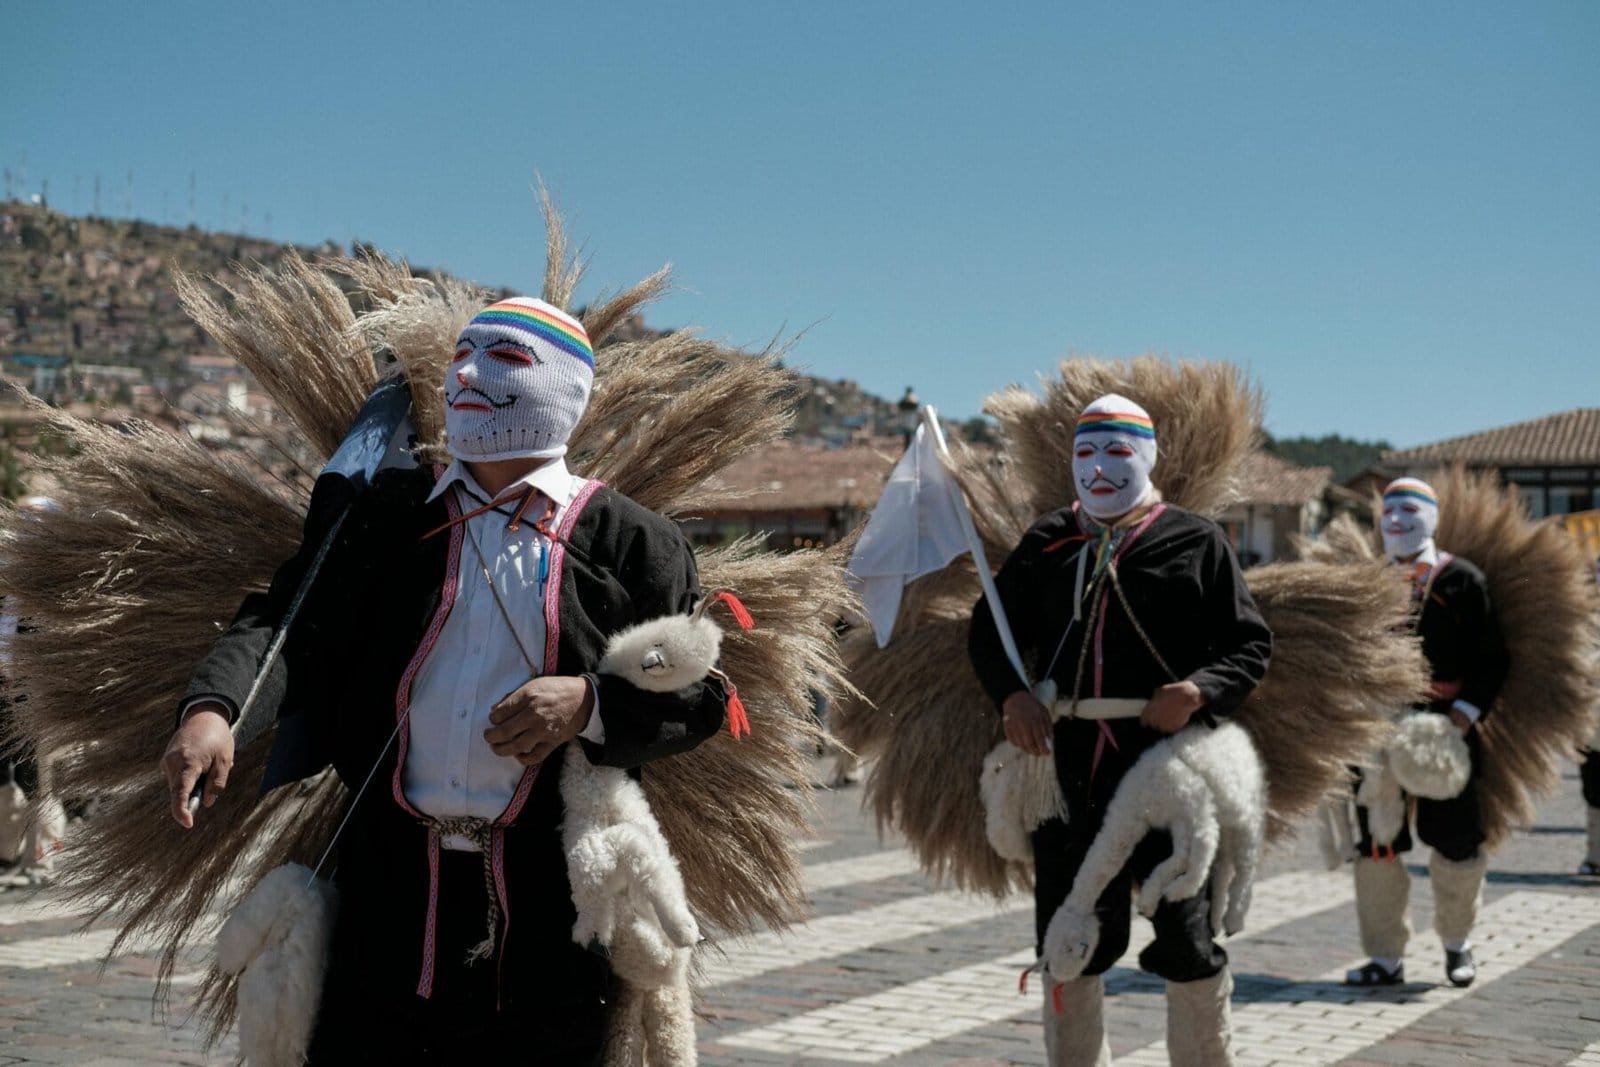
[126,170,134,217]
[188,172,196,226]
[94,174,101,216]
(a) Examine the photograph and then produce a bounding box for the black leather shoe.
[1344,960,1404,986]
[1445,947,1476,987]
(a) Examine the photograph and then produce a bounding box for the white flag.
[848,423,971,647]
[847,410,1029,690]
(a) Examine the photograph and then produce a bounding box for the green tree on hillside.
[1262,432,1391,484]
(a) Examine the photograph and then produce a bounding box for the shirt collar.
[426,457,578,508]
[1391,539,1440,571]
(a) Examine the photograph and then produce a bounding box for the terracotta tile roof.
[1381,408,1600,468]
[702,439,901,512]
[1234,451,1333,506]
[704,441,1333,514]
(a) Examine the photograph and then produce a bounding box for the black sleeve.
[967,514,1062,712]
[583,524,728,770]
[178,473,356,731]
[1183,527,1273,717]
[1449,566,1509,717]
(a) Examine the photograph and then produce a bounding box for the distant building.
[683,438,1338,565]
[680,439,901,550]
[1218,451,1341,565]
[1357,408,1600,519]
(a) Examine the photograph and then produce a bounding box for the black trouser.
[307,846,612,1065]
[1355,719,1486,863]
[1581,749,1600,810]
[1032,816,1226,983]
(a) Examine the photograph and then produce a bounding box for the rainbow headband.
[1075,410,1156,440]
[466,301,594,368]
[1383,479,1437,507]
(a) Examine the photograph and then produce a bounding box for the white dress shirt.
[402,458,604,843]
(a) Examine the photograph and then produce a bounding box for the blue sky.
[7,1,1597,447]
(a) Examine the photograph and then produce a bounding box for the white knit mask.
[1380,478,1439,559]
[1072,394,1158,520]
[445,298,594,462]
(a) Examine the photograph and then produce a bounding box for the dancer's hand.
[1447,707,1473,735]
[161,705,234,828]
[485,676,596,766]
[1002,691,1053,756]
[1140,681,1203,734]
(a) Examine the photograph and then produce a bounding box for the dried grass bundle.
[1429,467,1600,847]
[985,357,1262,521]
[572,332,799,518]
[0,394,332,1022]
[0,206,848,1039]
[655,540,857,941]
[831,578,1031,898]
[1292,511,1380,565]
[1234,561,1427,840]
[330,254,490,457]
[173,250,375,462]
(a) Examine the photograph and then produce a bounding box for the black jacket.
[1415,554,1508,717]
[969,503,1271,808]
[181,464,728,1007]
[184,464,727,792]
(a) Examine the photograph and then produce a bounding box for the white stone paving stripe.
[0,927,123,969]
[1118,889,1600,1067]
[718,869,1353,1062]
[1569,1038,1600,1067]
[803,849,921,893]
[0,851,921,979]
[0,905,221,970]
[699,888,1031,989]
[0,895,88,927]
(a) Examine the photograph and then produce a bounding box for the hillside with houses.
[0,203,928,497]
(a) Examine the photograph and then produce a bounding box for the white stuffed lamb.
[1386,710,1472,800]
[216,863,338,1067]
[563,590,752,1067]
[1040,721,1266,982]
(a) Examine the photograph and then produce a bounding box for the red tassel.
[726,687,751,740]
[711,591,756,631]
[1052,982,1065,1015]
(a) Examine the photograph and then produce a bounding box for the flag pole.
[920,406,1031,691]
